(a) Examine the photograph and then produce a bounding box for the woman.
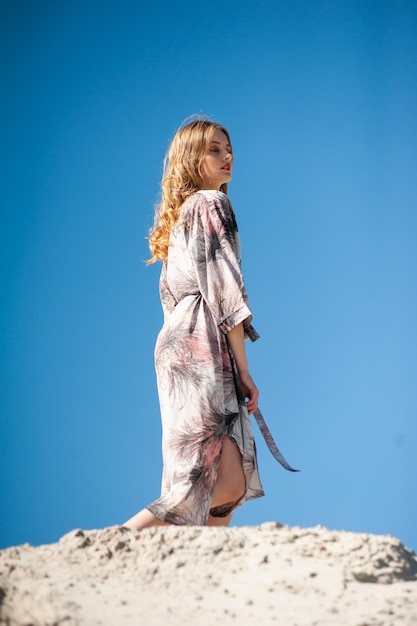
[123,118,265,530]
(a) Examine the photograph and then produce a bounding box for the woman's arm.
[227,322,259,414]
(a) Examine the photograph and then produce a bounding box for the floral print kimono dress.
[146,189,264,525]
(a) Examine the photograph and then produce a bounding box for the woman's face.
[201,128,233,190]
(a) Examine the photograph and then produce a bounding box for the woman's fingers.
[239,371,259,414]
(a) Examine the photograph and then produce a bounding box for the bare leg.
[123,437,245,530]
[122,507,170,530]
[207,436,246,528]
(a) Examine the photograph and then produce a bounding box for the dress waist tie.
[252,408,300,473]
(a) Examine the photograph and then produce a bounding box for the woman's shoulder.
[181,189,229,209]
[196,189,229,203]
[178,191,237,242]
[181,189,231,218]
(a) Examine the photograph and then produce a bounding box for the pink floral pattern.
[146,190,264,525]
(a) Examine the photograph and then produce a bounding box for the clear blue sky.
[1,0,416,551]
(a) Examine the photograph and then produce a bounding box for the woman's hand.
[226,323,259,414]
[239,370,259,415]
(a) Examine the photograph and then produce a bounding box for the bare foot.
[122,508,170,530]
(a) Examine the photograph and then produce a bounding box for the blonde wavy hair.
[147,118,232,265]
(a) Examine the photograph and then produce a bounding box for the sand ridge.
[1,523,416,625]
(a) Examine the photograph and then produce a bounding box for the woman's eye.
[210,148,220,153]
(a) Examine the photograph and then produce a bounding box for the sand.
[1,523,416,625]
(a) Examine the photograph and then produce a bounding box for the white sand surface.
[1,523,416,625]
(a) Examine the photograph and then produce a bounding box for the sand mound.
[1,523,416,625]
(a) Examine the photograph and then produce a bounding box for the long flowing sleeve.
[188,191,259,342]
